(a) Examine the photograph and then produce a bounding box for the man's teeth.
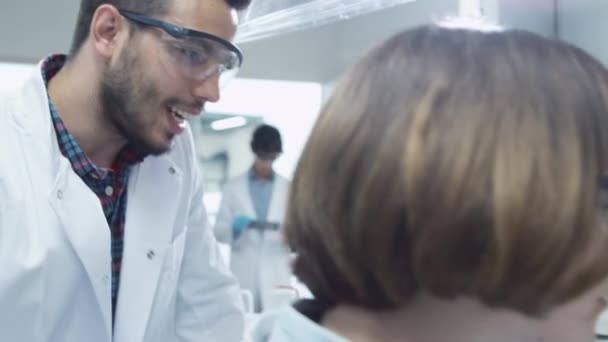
[169,107,192,121]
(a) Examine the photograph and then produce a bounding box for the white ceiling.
[0,0,459,83]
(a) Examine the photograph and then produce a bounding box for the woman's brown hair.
[285,23,608,315]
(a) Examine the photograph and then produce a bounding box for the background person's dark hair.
[251,124,282,154]
[70,0,252,56]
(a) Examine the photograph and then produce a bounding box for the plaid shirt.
[42,55,142,320]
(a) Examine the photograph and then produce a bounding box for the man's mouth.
[167,106,199,123]
[165,105,202,135]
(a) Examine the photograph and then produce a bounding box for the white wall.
[557,0,608,65]
[472,0,555,37]
[196,126,258,224]
[207,78,323,179]
[196,126,257,180]
[498,0,555,37]
[0,0,76,63]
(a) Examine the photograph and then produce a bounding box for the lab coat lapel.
[48,162,113,337]
[16,70,113,337]
[240,175,257,219]
[113,155,182,342]
[267,177,287,223]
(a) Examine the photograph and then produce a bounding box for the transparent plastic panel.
[236,0,416,43]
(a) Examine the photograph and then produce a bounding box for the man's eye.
[174,46,206,64]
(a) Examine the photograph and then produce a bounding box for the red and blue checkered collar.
[41,54,142,178]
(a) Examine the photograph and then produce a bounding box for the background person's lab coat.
[214,172,292,312]
[0,69,245,342]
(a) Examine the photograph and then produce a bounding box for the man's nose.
[191,73,220,103]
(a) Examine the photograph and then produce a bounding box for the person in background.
[260,22,608,342]
[215,124,292,313]
[0,0,251,341]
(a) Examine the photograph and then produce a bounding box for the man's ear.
[90,4,125,59]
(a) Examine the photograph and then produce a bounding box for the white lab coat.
[0,67,245,342]
[214,172,292,311]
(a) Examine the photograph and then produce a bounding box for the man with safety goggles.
[0,0,251,342]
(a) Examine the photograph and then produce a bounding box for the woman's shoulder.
[252,300,350,342]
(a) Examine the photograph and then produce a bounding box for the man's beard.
[99,48,173,159]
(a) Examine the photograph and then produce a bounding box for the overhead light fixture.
[211,116,248,131]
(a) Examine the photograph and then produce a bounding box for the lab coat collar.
[249,167,275,182]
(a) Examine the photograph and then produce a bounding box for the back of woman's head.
[285,22,608,316]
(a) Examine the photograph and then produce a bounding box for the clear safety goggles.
[119,10,243,88]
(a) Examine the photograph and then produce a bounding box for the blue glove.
[232,215,252,237]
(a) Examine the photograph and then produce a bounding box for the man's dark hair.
[251,124,282,154]
[70,0,252,56]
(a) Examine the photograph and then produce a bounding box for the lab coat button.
[57,190,63,199]
[147,250,155,259]
[169,166,176,175]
